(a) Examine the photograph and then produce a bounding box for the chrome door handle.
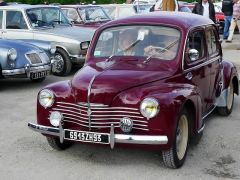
[185,72,193,80]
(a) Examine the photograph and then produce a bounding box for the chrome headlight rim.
[39,89,55,108]
[140,97,160,120]
[7,48,17,61]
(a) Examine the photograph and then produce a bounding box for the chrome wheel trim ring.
[53,53,64,73]
[176,114,188,160]
[227,82,234,110]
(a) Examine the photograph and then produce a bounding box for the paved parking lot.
[0,40,240,179]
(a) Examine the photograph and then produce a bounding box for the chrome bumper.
[2,64,51,78]
[28,122,168,149]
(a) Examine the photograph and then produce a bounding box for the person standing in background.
[0,0,7,6]
[226,0,240,42]
[222,0,234,39]
[192,0,216,23]
[154,0,179,11]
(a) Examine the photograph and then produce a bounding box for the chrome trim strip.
[57,102,139,111]
[79,102,108,107]
[87,75,96,130]
[63,118,147,127]
[202,105,216,120]
[184,56,220,73]
[60,113,147,124]
[52,108,144,119]
[2,64,51,77]
[28,122,59,136]
[64,120,120,128]
[56,105,141,115]
[114,134,168,144]
[28,123,167,145]
[197,124,205,134]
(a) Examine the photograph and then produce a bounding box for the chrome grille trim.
[64,120,148,131]
[53,108,144,119]
[26,53,42,64]
[56,104,141,115]
[52,102,148,131]
[58,102,138,111]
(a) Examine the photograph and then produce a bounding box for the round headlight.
[50,44,56,55]
[39,89,54,108]
[8,48,17,61]
[49,111,62,127]
[140,98,160,119]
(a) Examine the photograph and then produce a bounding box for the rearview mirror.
[188,49,199,62]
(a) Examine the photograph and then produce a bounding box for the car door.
[184,28,211,117]
[2,10,33,40]
[205,26,222,106]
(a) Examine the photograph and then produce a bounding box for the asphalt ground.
[0,36,240,180]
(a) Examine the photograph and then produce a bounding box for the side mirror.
[188,49,199,62]
[80,41,90,50]
[80,41,90,56]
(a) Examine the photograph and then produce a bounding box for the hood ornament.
[87,75,96,131]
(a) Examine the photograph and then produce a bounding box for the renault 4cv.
[28,12,239,168]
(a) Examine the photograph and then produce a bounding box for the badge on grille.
[120,117,133,133]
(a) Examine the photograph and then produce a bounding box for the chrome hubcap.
[227,82,234,110]
[52,53,64,73]
[176,115,188,160]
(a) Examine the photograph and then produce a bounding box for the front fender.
[113,82,202,149]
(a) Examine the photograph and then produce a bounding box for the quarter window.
[6,11,28,29]
[206,29,218,55]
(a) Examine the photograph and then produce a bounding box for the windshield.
[78,6,110,22]
[26,7,70,28]
[94,25,181,61]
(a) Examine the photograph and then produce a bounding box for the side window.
[186,30,205,62]
[0,11,3,29]
[66,9,80,22]
[206,29,218,56]
[6,11,28,29]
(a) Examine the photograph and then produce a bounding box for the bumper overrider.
[2,64,51,78]
[28,122,168,149]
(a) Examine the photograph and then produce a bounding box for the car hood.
[71,59,175,105]
[35,26,95,42]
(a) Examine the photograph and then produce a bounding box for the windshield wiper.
[144,39,179,63]
[123,39,141,53]
[51,20,71,26]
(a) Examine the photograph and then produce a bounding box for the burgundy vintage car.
[28,12,239,168]
[61,5,111,29]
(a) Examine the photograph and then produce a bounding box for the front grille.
[52,102,149,131]
[26,53,42,64]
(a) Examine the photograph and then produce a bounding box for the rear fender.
[216,61,239,107]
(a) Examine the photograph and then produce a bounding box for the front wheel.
[217,80,234,116]
[46,137,73,150]
[52,48,72,76]
[162,109,189,168]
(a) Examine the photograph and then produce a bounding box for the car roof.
[61,5,102,8]
[0,4,59,10]
[103,12,214,30]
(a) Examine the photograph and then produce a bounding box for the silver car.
[0,5,95,76]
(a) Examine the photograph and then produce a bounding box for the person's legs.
[223,16,232,39]
[236,19,240,33]
[227,18,237,42]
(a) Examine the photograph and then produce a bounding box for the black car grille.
[52,102,148,131]
[26,53,42,64]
